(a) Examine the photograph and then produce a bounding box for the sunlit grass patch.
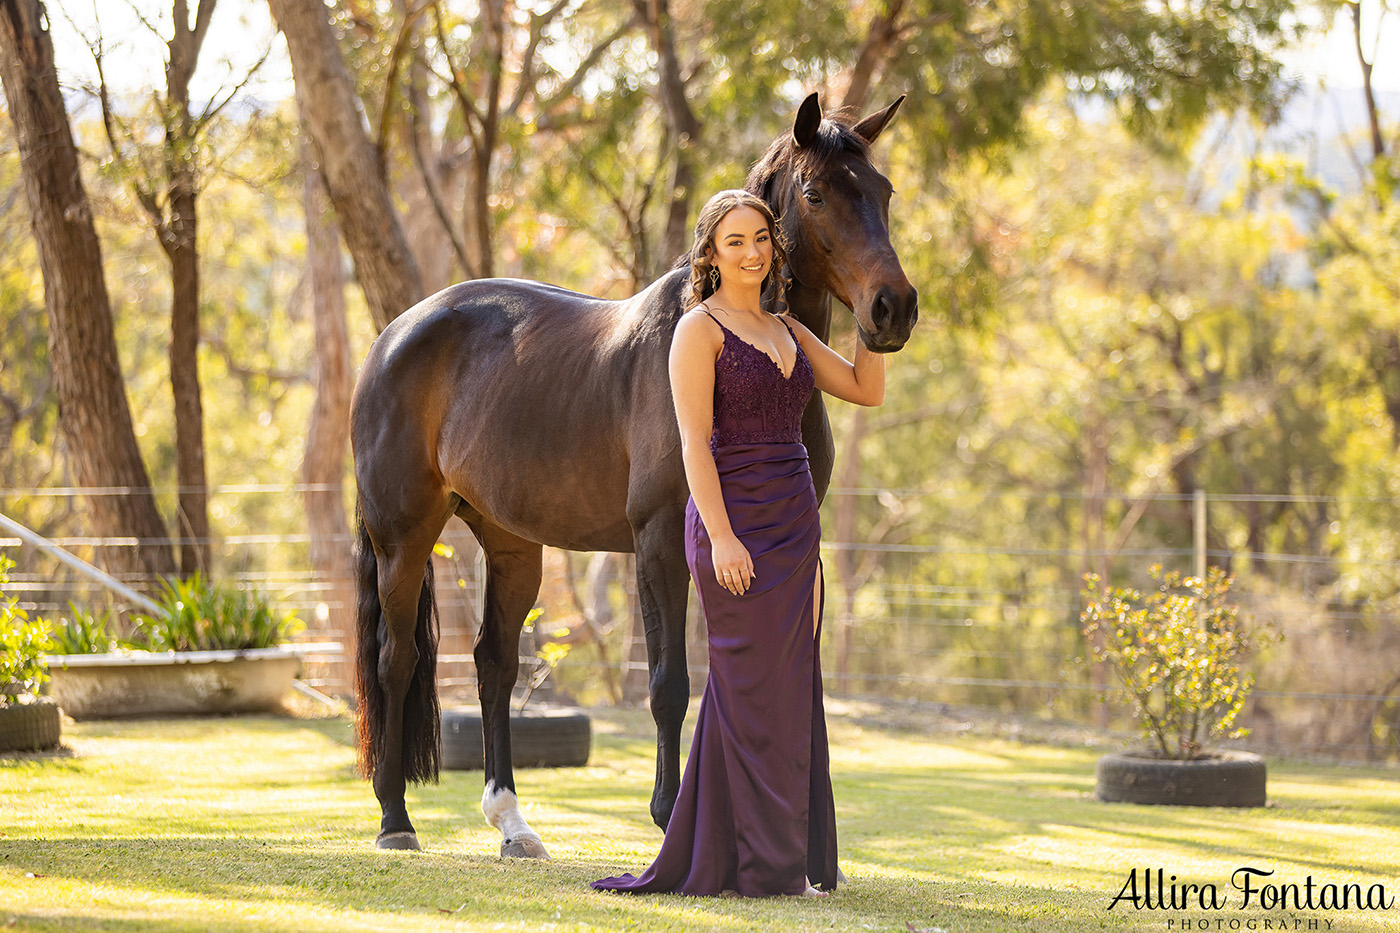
[3,708,1397,932]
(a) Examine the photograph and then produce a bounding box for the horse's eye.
[804,189,823,206]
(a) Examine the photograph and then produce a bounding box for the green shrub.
[1080,565,1278,760]
[51,574,303,655]
[49,603,123,655]
[0,554,52,703]
[131,574,303,652]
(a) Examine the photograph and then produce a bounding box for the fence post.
[1193,488,1207,580]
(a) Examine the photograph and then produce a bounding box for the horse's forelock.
[746,116,872,207]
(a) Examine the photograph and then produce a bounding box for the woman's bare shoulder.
[674,306,724,343]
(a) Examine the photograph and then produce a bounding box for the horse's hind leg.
[465,514,548,859]
[360,494,453,851]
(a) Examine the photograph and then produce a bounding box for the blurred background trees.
[2,0,1398,754]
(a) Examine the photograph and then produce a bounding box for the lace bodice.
[704,311,815,450]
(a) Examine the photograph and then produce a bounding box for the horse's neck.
[786,279,832,344]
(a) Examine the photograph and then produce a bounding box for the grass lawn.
[2,701,1398,932]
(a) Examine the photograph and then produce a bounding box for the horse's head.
[748,93,918,352]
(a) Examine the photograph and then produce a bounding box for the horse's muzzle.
[864,285,919,351]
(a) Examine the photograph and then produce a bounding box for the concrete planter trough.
[45,644,338,719]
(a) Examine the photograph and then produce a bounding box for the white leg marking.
[482,780,548,857]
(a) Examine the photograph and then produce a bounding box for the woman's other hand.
[711,533,755,595]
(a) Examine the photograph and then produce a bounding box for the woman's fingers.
[716,549,761,591]
[716,563,756,595]
[714,538,757,595]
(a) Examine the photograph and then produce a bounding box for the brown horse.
[350,92,918,856]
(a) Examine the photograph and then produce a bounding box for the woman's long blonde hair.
[681,189,791,314]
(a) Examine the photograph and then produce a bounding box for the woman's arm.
[670,310,755,595]
[788,318,885,407]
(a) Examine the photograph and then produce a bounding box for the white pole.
[1193,488,1207,581]
[0,511,165,616]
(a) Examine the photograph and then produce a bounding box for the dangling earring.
[709,266,719,289]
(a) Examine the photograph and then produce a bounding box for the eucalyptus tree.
[0,0,176,580]
[267,0,425,330]
[85,0,246,577]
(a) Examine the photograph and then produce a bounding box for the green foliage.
[130,574,303,652]
[48,576,303,656]
[0,554,52,703]
[1081,566,1277,759]
[48,604,125,656]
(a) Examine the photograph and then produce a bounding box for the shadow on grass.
[0,744,77,766]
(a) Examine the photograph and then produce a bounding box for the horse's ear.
[852,94,906,145]
[793,92,822,148]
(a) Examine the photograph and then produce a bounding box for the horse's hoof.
[500,834,550,859]
[376,831,421,851]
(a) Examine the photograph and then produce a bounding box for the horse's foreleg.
[470,521,548,859]
[632,504,691,830]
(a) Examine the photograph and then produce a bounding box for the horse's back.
[354,273,689,551]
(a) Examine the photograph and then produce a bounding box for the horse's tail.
[354,511,442,784]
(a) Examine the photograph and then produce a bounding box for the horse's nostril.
[873,291,894,328]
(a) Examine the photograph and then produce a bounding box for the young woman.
[592,189,886,898]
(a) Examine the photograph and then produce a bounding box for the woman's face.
[707,205,773,291]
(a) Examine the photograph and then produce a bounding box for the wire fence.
[3,482,1398,762]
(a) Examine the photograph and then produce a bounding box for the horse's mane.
[667,113,871,272]
[744,112,871,203]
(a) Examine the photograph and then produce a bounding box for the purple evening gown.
[592,311,839,897]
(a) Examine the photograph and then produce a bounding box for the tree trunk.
[842,0,905,114]
[1349,0,1385,164]
[160,0,214,578]
[0,0,175,581]
[300,140,355,695]
[634,0,701,270]
[164,181,210,577]
[401,52,458,295]
[267,0,423,331]
[472,0,503,280]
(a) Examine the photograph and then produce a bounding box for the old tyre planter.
[1096,750,1267,807]
[0,697,62,752]
[441,706,591,770]
[46,648,302,719]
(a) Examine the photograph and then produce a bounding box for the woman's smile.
[710,205,773,284]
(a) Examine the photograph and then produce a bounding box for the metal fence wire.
[3,483,1398,762]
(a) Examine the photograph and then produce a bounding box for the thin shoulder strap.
[697,303,727,331]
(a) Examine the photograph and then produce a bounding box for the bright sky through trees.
[47,0,1400,105]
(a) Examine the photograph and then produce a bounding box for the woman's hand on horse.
[712,534,755,595]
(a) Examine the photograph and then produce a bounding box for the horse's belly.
[441,439,637,552]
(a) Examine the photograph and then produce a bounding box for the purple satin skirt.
[592,442,839,896]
